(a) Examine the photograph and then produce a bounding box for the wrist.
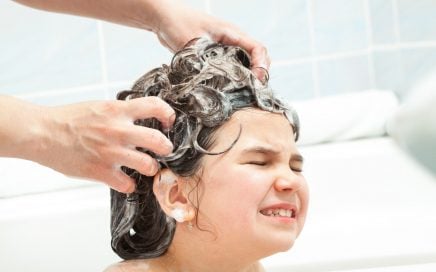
[144,0,182,34]
[0,96,50,161]
[129,0,172,33]
[19,104,53,163]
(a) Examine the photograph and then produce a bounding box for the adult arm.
[0,95,175,193]
[13,0,270,79]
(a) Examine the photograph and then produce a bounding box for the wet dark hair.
[110,38,300,260]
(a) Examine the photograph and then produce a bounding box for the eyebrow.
[240,146,304,162]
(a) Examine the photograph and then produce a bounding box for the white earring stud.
[171,207,186,222]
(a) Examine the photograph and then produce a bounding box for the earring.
[171,208,186,223]
[187,221,193,231]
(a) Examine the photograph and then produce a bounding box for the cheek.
[297,183,310,232]
[203,167,270,219]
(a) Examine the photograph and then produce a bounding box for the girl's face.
[193,108,309,259]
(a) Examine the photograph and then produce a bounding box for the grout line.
[391,0,406,95]
[272,40,436,68]
[14,7,436,101]
[373,40,436,50]
[17,35,436,99]
[363,0,376,89]
[306,0,320,98]
[17,81,132,99]
[363,0,374,46]
[204,0,211,14]
[392,0,401,43]
[367,53,376,90]
[272,57,313,67]
[97,20,110,99]
[17,83,107,99]
[272,49,369,67]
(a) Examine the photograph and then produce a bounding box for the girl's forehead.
[211,109,297,154]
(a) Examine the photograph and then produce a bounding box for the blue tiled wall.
[1,0,436,104]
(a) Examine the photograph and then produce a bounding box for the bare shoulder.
[103,259,164,272]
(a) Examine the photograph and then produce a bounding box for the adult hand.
[44,98,175,193]
[14,0,270,80]
[152,0,270,81]
[0,96,175,193]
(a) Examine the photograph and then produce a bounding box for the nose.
[273,170,304,193]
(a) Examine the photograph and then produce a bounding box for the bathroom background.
[3,0,436,106]
[1,0,436,271]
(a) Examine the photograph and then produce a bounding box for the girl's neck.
[158,227,265,272]
[157,253,264,272]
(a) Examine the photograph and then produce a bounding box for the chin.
[257,236,297,257]
[276,238,296,252]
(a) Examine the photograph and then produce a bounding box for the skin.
[2,0,270,193]
[106,109,309,272]
[14,0,271,76]
[0,95,175,193]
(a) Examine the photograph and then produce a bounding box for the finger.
[248,43,270,82]
[252,66,269,84]
[105,168,137,194]
[250,43,271,70]
[127,97,176,129]
[215,30,270,81]
[157,34,176,52]
[119,149,159,177]
[122,126,173,156]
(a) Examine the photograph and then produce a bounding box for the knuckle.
[261,45,268,53]
[149,129,164,145]
[149,130,172,154]
[109,125,125,144]
[140,156,158,176]
[147,159,159,176]
[146,97,174,116]
[224,22,240,32]
[116,181,132,193]
[114,172,135,193]
[147,128,159,143]
[155,132,169,147]
[145,96,164,106]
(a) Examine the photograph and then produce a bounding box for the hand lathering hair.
[110,37,300,260]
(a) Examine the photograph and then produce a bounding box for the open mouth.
[260,208,296,219]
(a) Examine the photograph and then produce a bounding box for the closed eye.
[291,167,303,173]
[246,161,267,166]
[246,162,303,173]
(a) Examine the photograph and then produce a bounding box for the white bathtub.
[1,137,436,271]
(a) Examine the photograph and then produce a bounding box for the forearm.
[12,0,169,31]
[0,95,48,161]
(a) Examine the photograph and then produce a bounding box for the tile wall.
[1,0,436,104]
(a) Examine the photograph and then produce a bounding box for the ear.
[153,168,195,223]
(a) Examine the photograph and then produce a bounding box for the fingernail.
[252,66,268,83]
[255,70,265,82]
[258,62,268,70]
[162,117,175,132]
[169,111,176,123]
[151,160,159,175]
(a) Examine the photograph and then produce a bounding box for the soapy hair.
[110,38,300,260]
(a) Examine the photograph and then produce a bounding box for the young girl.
[106,38,309,272]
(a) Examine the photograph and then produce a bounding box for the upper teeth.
[261,208,294,218]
